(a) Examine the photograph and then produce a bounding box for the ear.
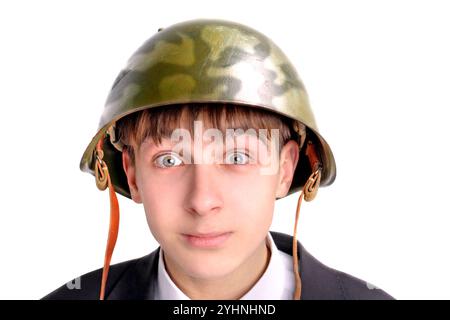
[275,140,300,199]
[122,148,142,203]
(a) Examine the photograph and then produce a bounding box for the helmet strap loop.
[95,149,108,191]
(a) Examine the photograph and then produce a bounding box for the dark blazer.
[42,231,394,300]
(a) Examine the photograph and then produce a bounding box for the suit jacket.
[42,231,394,300]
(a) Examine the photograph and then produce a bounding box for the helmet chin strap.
[95,135,120,300]
[292,140,322,300]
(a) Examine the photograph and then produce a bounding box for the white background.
[0,0,449,300]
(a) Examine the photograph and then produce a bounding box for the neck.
[163,237,271,300]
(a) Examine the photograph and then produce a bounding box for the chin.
[181,256,240,279]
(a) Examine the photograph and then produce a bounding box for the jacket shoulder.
[333,268,395,300]
[270,231,395,300]
[301,245,394,300]
[41,253,152,300]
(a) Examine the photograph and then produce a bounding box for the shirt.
[155,232,295,300]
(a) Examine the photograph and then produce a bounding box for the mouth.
[182,231,233,248]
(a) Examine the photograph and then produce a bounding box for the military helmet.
[80,18,336,198]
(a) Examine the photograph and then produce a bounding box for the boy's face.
[122,119,299,281]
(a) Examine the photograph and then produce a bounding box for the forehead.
[140,128,268,151]
[148,128,266,146]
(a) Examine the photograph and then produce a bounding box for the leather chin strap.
[95,136,120,300]
[292,140,322,300]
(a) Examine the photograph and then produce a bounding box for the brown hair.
[116,103,297,165]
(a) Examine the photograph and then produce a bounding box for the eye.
[154,153,183,168]
[224,151,250,165]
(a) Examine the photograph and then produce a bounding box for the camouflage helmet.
[80,18,336,199]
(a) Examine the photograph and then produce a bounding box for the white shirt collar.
[155,232,295,300]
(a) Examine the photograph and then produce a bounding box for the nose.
[183,164,224,216]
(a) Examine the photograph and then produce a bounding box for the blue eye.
[225,151,250,165]
[154,153,183,168]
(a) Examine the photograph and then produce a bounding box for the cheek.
[235,168,278,195]
[137,173,185,240]
[137,160,185,206]
[225,172,278,224]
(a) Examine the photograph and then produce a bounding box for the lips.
[187,231,230,237]
[182,231,232,248]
